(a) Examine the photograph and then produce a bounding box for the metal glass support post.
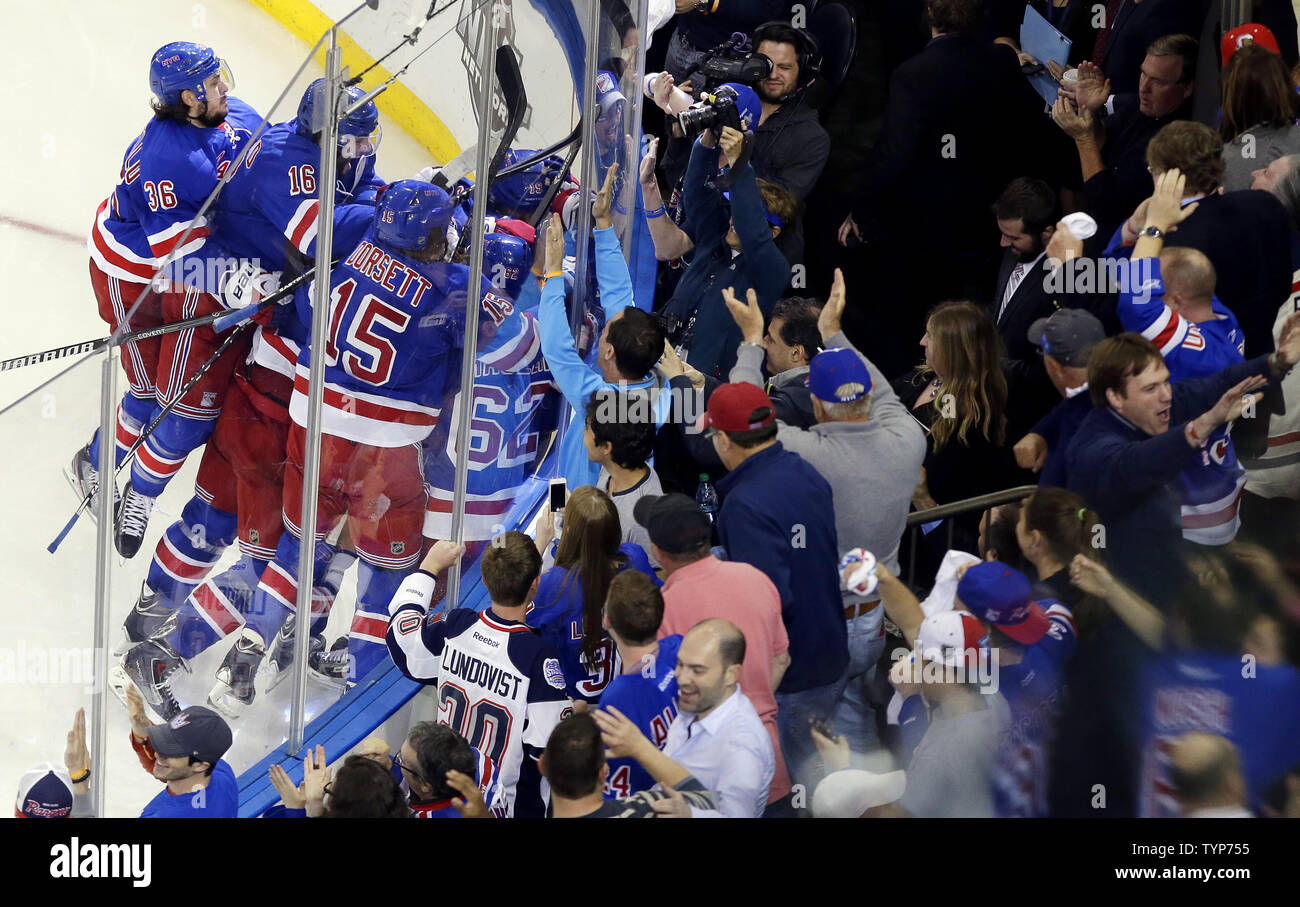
[620,0,652,258]
[570,0,604,335]
[446,1,501,608]
[91,355,116,818]
[289,38,344,755]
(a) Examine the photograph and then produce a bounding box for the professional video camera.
[691,32,772,92]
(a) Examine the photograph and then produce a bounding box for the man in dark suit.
[991,177,1062,362]
[834,0,1052,377]
[1092,0,1209,93]
[990,177,1092,439]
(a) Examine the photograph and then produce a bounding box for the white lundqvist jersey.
[386,572,571,817]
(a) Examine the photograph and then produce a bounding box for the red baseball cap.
[700,382,776,433]
[1222,24,1280,66]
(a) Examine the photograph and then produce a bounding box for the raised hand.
[1074,60,1111,113]
[593,162,619,230]
[1068,554,1115,598]
[721,285,764,344]
[445,769,492,818]
[1146,168,1199,232]
[268,764,306,810]
[544,212,566,276]
[125,686,152,741]
[718,126,746,169]
[639,136,660,189]
[818,267,847,340]
[65,708,90,790]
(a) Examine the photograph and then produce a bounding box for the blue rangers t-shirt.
[1140,652,1300,817]
[140,760,238,818]
[598,634,682,798]
[992,601,1077,818]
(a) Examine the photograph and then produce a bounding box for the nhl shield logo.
[249,529,259,545]
[391,541,405,555]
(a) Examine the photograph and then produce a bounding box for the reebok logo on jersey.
[543,658,566,690]
[472,632,500,648]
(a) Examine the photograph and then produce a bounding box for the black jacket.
[1097,0,1208,94]
[847,34,1051,250]
[1163,190,1294,361]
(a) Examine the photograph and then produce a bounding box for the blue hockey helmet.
[149,42,232,106]
[375,180,454,251]
[487,149,567,218]
[296,79,383,157]
[482,233,534,299]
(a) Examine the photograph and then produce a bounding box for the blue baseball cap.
[956,561,1050,644]
[15,765,73,818]
[807,348,872,403]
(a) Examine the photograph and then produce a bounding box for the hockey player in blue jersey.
[74,42,262,559]
[111,83,391,719]
[597,571,681,798]
[423,231,560,565]
[387,534,572,818]
[1105,169,1250,545]
[207,181,534,716]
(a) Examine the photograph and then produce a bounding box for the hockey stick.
[47,320,255,554]
[527,136,583,230]
[0,263,328,373]
[452,45,529,261]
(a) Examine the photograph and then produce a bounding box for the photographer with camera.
[657,123,795,380]
[664,1,791,84]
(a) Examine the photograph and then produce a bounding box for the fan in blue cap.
[807,347,873,404]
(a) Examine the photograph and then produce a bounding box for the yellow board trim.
[248,0,461,163]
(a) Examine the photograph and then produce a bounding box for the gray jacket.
[732,331,927,603]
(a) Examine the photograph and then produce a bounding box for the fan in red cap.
[1222,23,1281,66]
[698,382,777,434]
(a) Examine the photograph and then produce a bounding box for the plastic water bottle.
[696,473,719,524]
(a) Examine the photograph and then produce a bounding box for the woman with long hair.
[1220,43,1300,191]
[896,301,1025,502]
[529,485,660,704]
[1016,486,1106,639]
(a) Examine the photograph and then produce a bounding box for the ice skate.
[114,480,157,559]
[308,637,354,689]
[117,638,187,722]
[67,443,120,524]
[208,628,265,718]
[113,581,177,656]
[258,616,325,693]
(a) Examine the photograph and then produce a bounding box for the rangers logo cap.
[957,561,1051,645]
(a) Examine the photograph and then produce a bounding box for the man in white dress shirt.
[596,619,775,818]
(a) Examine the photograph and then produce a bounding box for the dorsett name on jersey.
[342,240,434,308]
[442,645,524,699]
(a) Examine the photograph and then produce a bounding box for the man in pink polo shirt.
[633,493,794,813]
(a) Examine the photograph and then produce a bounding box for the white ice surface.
[1,0,431,817]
